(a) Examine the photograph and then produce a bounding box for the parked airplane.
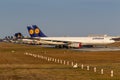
[27,25,117,48]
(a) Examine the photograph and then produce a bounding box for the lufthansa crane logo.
[29,29,34,35]
[35,28,40,34]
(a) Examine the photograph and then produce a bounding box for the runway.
[39,45,120,51]
[73,47,120,51]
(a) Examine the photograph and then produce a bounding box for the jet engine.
[68,42,82,48]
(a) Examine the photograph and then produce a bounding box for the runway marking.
[73,47,120,51]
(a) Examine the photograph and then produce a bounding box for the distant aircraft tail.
[32,25,47,37]
[27,26,36,37]
[14,32,24,39]
[27,25,47,37]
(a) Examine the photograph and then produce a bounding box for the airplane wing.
[35,37,82,48]
[111,37,120,41]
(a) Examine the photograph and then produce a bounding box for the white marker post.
[52,58,54,62]
[25,52,28,55]
[30,53,32,56]
[71,62,74,66]
[64,60,66,65]
[58,59,59,63]
[12,50,15,53]
[48,57,50,62]
[111,70,114,77]
[55,59,56,62]
[81,64,84,69]
[87,66,90,71]
[101,69,104,75]
[94,67,97,72]
[33,54,36,57]
[60,60,62,64]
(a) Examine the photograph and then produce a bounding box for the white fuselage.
[40,37,115,45]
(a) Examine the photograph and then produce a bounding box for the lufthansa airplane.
[27,25,117,48]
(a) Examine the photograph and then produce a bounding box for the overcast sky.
[0,0,120,38]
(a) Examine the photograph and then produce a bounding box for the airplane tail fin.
[14,32,24,39]
[27,26,36,37]
[32,25,47,37]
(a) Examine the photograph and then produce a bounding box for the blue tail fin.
[14,32,23,39]
[32,25,47,37]
[27,26,36,37]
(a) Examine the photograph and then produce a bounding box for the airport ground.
[0,42,120,80]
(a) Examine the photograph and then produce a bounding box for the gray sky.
[0,0,120,38]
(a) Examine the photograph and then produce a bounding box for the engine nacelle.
[68,43,82,48]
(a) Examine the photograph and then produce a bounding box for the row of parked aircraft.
[16,25,120,48]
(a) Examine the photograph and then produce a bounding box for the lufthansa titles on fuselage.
[92,37,104,40]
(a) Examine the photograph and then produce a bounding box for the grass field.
[0,42,120,80]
